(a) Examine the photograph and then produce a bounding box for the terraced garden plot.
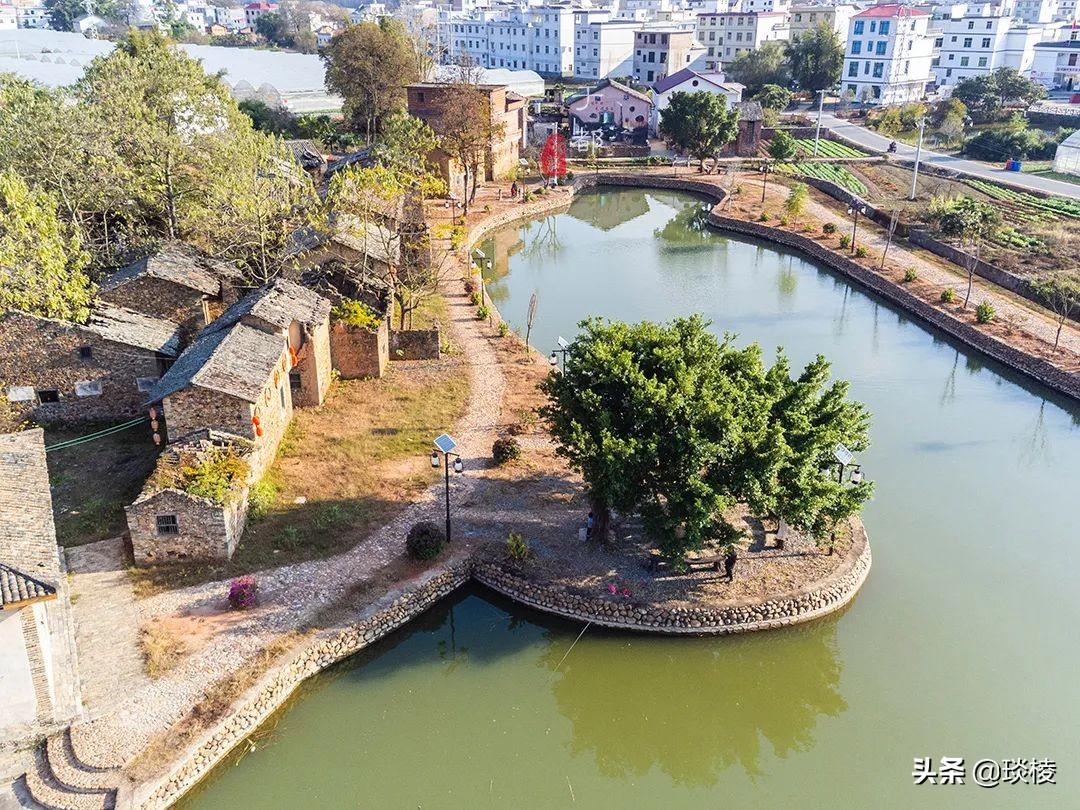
[963,178,1080,224]
[790,139,866,158]
[777,162,869,195]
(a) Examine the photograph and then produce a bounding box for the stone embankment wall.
[706,214,1080,402]
[389,328,441,360]
[130,561,474,809]
[475,525,870,635]
[330,320,388,379]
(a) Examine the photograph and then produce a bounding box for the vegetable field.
[790,139,866,158]
[778,162,869,196]
[963,179,1080,224]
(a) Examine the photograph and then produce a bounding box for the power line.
[45,417,149,452]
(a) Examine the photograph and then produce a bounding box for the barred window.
[156,515,179,535]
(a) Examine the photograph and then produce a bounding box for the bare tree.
[963,240,981,310]
[880,209,899,270]
[525,289,539,355]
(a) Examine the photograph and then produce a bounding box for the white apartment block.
[1056,0,1078,21]
[739,0,791,11]
[1013,0,1059,23]
[1030,28,1080,87]
[632,26,705,83]
[575,17,639,79]
[842,4,935,103]
[932,3,1057,86]
[15,5,49,28]
[789,3,858,39]
[445,6,580,76]
[0,4,16,30]
[696,11,788,71]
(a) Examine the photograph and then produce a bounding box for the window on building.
[963,37,972,47]
[417,92,425,102]
[978,57,988,67]
[74,380,102,397]
[879,21,890,35]
[156,515,180,535]
[864,61,870,75]
[852,41,862,54]
[967,20,974,29]
[948,53,954,61]
[37,389,60,403]
[869,20,876,32]
[853,20,864,34]
[872,62,883,78]
[848,61,859,77]
[981,37,991,47]
[960,56,969,66]
[78,346,93,360]
[876,41,886,55]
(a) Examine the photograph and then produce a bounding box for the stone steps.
[18,734,117,810]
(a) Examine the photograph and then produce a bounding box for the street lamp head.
[453,457,464,474]
[430,450,440,468]
[850,466,864,484]
[550,352,558,366]
[847,206,854,215]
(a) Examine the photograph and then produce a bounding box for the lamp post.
[812,88,825,157]
[430,433,464,544]
[827,443,864,554]
[759,161,772,205]
[549,336,571,371]
[847,204,866,254]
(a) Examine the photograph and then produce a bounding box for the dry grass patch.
[139,619,190,679]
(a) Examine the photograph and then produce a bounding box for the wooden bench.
[649,554,726,573]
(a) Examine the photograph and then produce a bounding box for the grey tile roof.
[86,306,183,356]
[0,429,60,592]
[0,562,56,608]
[100,243,242,297]
[735,100,764,122]
[325,147,375,179]
[207,278,332,335]
[147,322,285,404]
[285,139,326,171]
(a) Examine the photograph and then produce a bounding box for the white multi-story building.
[696,11,788,71]
[15,4,49,28]
[1056,0,1078,21]
[575,16,639,79]
[1030,26,1080,87]
[445,6,580,76]
[789,3,859,39]
[932,2,1057,87]
[633,26,705,84]
[740,0,792,12]
[0,4,17,30]
[1014,0,1059,23]
[842,4,935,103]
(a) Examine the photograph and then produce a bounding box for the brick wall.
[293,321,332,407]
[0,313,164,428]
[127,487,249,565]
[330,320,388,379]
[389,328,441,360]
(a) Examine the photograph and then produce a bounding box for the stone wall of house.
[474,525,871,633]
[705,215,1080,402]
[0,313,164,428]
[127,488,249,565]
[131,560,474,809]
[162,387,254,445]
[389,328,441,360]
[294,321,332,407]
[330,320,388,379]
[98,278,209,337]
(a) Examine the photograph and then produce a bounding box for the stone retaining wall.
[130,561,474,809]
[389,328,441,360]
[706,215,1080,402]
[474,525,870,635]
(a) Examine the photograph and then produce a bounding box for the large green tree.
[726,41,789,98]
[0,170,94,322]
[540,316,873,558]
[952,68,1047,123]
[659,92,740,172]
[323,19,419,141]
[788,22,844,93]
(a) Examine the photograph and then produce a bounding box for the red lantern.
[255,424,264,438]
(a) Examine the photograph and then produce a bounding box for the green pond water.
[183,190,1080,809]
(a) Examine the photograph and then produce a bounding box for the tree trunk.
[590,495,611,545]
[964,270,974,309]
[1055,314,1064,349]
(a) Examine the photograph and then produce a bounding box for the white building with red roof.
[244,1,278,27]
[651,68,743,134]
[842,3,935,104]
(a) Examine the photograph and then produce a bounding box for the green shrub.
[822,222,837,235]
[331,299,380,331]
[759,211,770,221]
[565,171,575,181]
[449,226,466,249]
[940,288,956,304]
[406,521,446,560]
[903,267,918,283]
[468,290,481,306]
[248,476,279,519]
[179,449,249,506]
[854,245,869,258]
[497,321,510,337]
[463,278,476,294]
[975,300,995,323]
[476,305,490,320]
[506,531,531,563]
[778,215,788,226]
[838,234,851,249]
[492,436,521,464]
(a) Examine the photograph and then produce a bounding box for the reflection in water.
[654,200,715,252]
[564,188,650,231]
[542,623,846,786]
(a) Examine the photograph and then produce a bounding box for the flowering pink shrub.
[228,575,258,609]
[607,583,618,594]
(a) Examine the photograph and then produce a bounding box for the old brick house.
[406,83,527,197]
[0,429,82,738]
[725,100,764,157]
[0,307,182,428]
[97,243,244,336]
[126,431,253,565]
[147,279,332,476]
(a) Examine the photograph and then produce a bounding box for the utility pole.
[908,117,926,201]
[813,89,825,157]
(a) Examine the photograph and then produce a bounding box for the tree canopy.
[767,129,799,161]
[0,170,94,322]
[428,81,505,211]
[788,23,844,93]
[323,18,419,140]
[952,68,1047,123]
[726,42,789,98]
[540,316,873,558]
[754,84,794,112]
[658,92,740,172]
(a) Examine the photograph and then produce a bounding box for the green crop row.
[791,139,865,158]
[779,162,869,196]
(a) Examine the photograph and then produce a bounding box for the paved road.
[813,111,1080,200]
